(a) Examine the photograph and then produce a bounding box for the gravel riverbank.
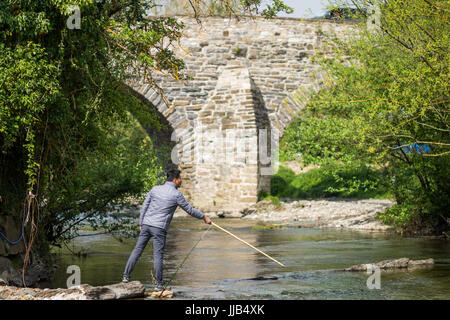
[239,198,396,232]
[174,198,396,232]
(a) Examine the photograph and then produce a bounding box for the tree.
[282,0,449,234]
[0,0,291,269]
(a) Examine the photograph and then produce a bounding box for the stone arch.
[127,15,354,214]
[125,78,198,200]
[125,83,174,151]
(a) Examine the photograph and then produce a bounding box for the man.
[122,169,211,291]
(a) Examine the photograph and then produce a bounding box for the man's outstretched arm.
[177,193,211,224]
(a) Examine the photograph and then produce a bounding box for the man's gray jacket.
[139,181,204,231]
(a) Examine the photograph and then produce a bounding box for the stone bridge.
[128,15,354,215]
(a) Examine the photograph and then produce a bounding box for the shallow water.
[51,218,450,299]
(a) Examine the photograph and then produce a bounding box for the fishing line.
[158,224,212,297]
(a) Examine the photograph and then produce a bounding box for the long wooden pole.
[211,222,285,267]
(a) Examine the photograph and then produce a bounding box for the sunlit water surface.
[51,218,450,299]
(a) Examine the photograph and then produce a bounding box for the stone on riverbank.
[0,255,53,287]
[0,280,145,300]
[344,258,434,271]
[0,257,23,287]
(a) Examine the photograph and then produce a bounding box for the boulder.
[101,281,146,299]
[408,258,435,266]
[0,256,23,286]
[345,258,434,271]
[376,257,410,269]
[0,253,52,287]
[22,255,52,286]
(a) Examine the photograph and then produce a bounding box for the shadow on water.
[51,218,450,299]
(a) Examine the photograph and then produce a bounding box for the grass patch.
[258,190,282,206]
[271,165,393,199]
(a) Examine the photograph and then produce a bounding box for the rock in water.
[0,257,23,286]
[83,285,117,300]
[102,281,145,299]
[345,258,434,271]
[408,258,435,266]
[0,281,146,300]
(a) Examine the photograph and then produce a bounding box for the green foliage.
[280,0,449,233]
[270,166,295,196]
[271,165,391,199]
[378,203,418,229]
[0,0,291,251]
[42,111,164,242]
[258,190,281,206]
[0,1,188,248]
[0,42,62,190]
[259,0,293,18]
[279,115,369,166]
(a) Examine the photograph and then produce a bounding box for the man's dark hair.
[166,169,181,181]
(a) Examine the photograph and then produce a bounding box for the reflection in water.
[51,218,450,300]
[164,222,259,288]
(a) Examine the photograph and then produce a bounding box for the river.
[50,217,450,299]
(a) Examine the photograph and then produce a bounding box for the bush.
[276,0,450,234]
[270,165,391,199]
[258,190,282,206]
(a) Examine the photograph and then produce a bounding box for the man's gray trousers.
[123,224,167,287]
